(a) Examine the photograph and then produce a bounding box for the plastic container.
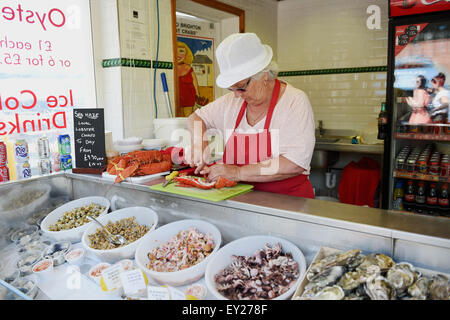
[32,258,54,280]
[89,262,111,285]
[65,248,86,266]
[40,196,110,243]
[135,219,222,287]
[153,118,188,143]
[142,139,168,150]
[204,235,307,300]
[81,207,158,263]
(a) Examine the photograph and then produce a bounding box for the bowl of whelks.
[204,235,307,300]
[135,219,222,287]
[81,207,158,263]
[40,196,110,243]
[0,183,51,223]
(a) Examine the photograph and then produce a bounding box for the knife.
[162,171,179,187]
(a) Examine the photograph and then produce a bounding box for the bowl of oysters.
[293,247,450,300]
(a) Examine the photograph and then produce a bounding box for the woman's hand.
[200,163,240,182]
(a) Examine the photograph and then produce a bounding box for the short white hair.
[251,61,279,80]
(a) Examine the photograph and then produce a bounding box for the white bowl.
[81,207,158,263]
[114,144,144,154]
[40,197,110,243]
[0,184,51,223]
[116,137,143,146]
[135,219,222,287]
[204,235,307,300]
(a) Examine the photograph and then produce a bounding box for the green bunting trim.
[102,58,173,69]
[278,66,387,77]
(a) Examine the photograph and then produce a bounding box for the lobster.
[174,175,237,189]
[107,150,172,183]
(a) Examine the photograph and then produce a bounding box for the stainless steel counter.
[314,140,384,154]
[1,172,449,274]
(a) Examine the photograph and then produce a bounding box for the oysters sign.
[0,0,96,137]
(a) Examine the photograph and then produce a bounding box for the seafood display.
[174,175,237,189]
[295,248,450,300]
[146,228,215,272]
[88,217,150,250]
[48,203,106,231]
[214,243,300,300]
[107,150,172,183]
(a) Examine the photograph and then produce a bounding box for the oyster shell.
[307,265,346,289]
[357,253,394,275]
[364,275,395,300]
[407,276,431,300]
[429,274,449,300]
[337,270,365,293]
[386,262,416,296]
[306,249,361,280]
[301,285,322,299]
[313,285,345,300]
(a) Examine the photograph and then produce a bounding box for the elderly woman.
[186,33,315,198]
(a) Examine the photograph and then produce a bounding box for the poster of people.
[394,20,450,133]
[176,18,215,117]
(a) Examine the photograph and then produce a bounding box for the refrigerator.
[382,1,450,217]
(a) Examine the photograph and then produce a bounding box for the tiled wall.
[277,0,389,132]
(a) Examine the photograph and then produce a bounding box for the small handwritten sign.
[73,108,106,173]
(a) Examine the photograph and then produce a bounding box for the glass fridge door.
[389,18,450,215]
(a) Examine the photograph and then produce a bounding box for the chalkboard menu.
[73,108,106,173]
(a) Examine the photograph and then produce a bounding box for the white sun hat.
[215,33,273,89]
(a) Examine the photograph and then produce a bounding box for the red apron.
[222,80,315,198]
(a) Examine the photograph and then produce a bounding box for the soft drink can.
[16,161,32,180]
[429,157,440,175]
[60,155,72,171]
[14,139,29,163]
[38,159,52,175]
[0,140,7,166]
[37,137,51,159]
[58,134,71,155]
[0,165,10,182]
[417,158,428,174]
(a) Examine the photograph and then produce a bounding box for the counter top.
[314,139,384,154]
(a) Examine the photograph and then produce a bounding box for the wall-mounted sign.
[73,108,106,172]
[0,0,96,176]
[390,0,450,17]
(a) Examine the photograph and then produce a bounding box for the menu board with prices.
[73,108,106,173]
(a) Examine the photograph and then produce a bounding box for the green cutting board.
[150,181,254,202]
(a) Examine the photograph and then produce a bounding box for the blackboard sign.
[73,108,106,173]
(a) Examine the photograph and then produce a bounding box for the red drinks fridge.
[382,1,450,217]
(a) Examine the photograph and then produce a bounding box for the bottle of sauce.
[438,183,449,217]
[415,181,426,214]
[426,183,438,215]
[403,180,415,212]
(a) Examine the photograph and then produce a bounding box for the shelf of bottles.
[395,132,450,141]
[393,170,450,182]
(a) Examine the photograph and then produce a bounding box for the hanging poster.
[0,0,96,180]
[176,18,215,117]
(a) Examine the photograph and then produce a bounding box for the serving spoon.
[87,216,127,246]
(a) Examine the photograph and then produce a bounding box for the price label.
[147,286,170,300]
[166,285,186,300]
[120,270,147,296]
[101,264,122,291]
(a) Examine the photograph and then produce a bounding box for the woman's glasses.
[228,78,252,92]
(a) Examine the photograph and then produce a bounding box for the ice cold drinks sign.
[0,0,96,137]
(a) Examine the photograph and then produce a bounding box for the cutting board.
[150,181,254,202]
